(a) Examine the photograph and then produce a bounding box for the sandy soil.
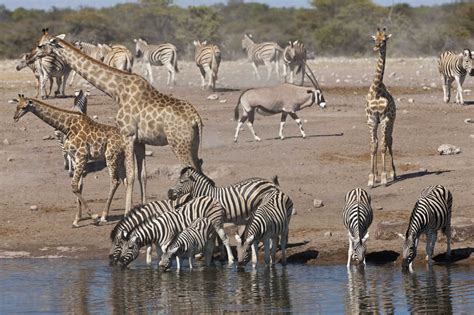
[0,57,473,267]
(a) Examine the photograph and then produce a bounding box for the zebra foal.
[159,217,217,270]
[241,33,283,81]
[398,185,453,271]
[342,188,373,267]
[134,38,179,85]
[234,190,293,268]
[438,49,473,105]
[193,40,221,91]
[283,40,307,85]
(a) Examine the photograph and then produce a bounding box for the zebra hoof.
[255,137,261,142]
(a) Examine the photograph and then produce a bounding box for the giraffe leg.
[289,112,306,139]
[380,118,389,186]
[386,123,396,181]
[279,112,288,140]
[98,155,121,225]
[123,136,136,214]
[71,156,93,228]
[367,116,379,188]
[251,62,261,81]
[134,143,147,204]
[234,114,248,142]
[34,76,40,98]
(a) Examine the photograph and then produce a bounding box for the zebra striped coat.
[400,185,453,270]
[159,217,217,270]
[235,189,293,267]
[100,44,134,73]
[69,41,105,86]
[167,167,281,225]
[438,49,473,105]
[109,193,193,266]
[342,188,373,267]
[283,40,307,85]
[241,33,283,81]
[193,40,221,91]
[16,53,53,98]
[134,38,179,85]
[118,195,233,267]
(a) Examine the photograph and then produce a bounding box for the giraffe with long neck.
[10,94,126,227]
[365,28,396,187]
[31,29,203,213]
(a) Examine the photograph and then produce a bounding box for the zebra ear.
[396,233,405,240]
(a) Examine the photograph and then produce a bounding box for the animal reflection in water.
[345,267,394,314]
[402,266,453,314]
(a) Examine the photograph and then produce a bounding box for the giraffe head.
[371,27,391,52]
[9,94,33,122]
[29,28,67,61]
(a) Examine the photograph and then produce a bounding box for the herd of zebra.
[10,29,472,272]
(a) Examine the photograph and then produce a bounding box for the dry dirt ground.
[0,57,473,267]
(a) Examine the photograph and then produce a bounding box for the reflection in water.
[0,259,473,313]
[402,266,453,314]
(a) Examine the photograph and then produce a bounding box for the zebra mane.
[109,203,144,241]
[180,167,215,186]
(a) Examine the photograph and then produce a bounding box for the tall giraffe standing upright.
[365,28,396,187]
[30,29,203,213]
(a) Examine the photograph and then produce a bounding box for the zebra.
[109,193,193,266]
[241,33,283,81]
[438,49,473,105]
[118,195,233,267]
[342,188,373,267]
[193,40,221,91]
[133,38,179,85]
[397,185,453,271]
[167,167,281,225]
[100,44,134,73]
[283,40,307,85]
[18,50,71,99]
[16,53,53,98]
[54,90,89,177]
[159,217,217,270]
[234,189,293,268]
[69,41,104,86]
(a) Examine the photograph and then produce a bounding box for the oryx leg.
[246,110,261,142]
[279,112,288,140]
[234,112,248,143]
[251,62,261,80]
[289,112,306,138]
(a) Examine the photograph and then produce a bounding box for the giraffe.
[9,94,127,227]
[365,28,396,188]
[30,29,203,213]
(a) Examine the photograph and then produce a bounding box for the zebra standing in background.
[193,40,221,91]
[159,217,217,270]
[54,90,89,177]
[342,188,373,267]
[167,167,281,225]
[118,195,233,267]
[241,33,283,81]
[234,189,293,268]
[283,40,307,85]
[438,49,473,105]
[398,185,453,271]
[133,38,179,85]
[69,41,104,86]
[109,193,193,266]
[16,53,53,98]
[100,44,134,73]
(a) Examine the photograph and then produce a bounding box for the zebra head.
[133,38,147,58]
[371,27,391,52]
[33,28,66,60]
[15,53,30,71]
[349,233,369,265]
[159,246,179,271]
[234,234,253,268]
[109,226,129,266]
[167,167,204,200]
[400,233,418,270]
[462,49,473,76]
[118,230,141,268]
[241,33,254,51]
[9,94,33,122]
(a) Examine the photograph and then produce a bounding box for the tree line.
[0,0,472,60]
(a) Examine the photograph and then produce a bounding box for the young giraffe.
[30,29,203,213]
[10,94,126,227]
[365,28,396,187]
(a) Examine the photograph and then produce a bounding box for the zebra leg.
[347,236,353,268]
[275,59,280,79]
[204,240,215,266]
[425,231,435,264]
[445,214,452,257]
[61,71,70,97]
[134,143,147,204]
[289,112,306,139]
[198,66,206,89]
[441,75,450,103]
[300,63,305,86]
[176,256,181,270]
[455,75,465,105]
[270,236,278,265]
[246,110,261,142]
[279,112,288,140]
[54,76,62,97]
[146,246,153,265]
[263,238,271,266]
[251,242,258,268]
[251,62,261,81]
[216,227,234,263]
[264,61,273,81]
[165,63,175,86]
[280,231,288,265]
[367,116,379,188]
[146,63,154,84]
[234,114,248,142]
[68,70,76,87]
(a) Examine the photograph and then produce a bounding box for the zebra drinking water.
[438,49,473,105]
[234,189,293,268]
[241,33,283,81]
[342,188,373,267]
[159,217,217,270]
[398,185,453,271]
[133,38,179,85]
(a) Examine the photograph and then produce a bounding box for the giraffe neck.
[54,39,125,98]
[28,99,79,134]
[370,45,386,94]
